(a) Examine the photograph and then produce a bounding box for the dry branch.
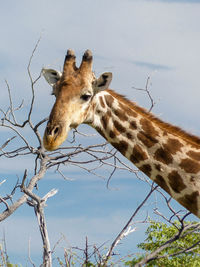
[103,183,158,266]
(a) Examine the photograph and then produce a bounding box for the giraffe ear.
[93,72,112,93]
[42,68,62,87]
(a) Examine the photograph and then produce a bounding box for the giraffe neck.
[88,89,200,217]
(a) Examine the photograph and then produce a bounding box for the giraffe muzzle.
[43,122,69,151]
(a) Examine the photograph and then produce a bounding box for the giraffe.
[42,49,200,218]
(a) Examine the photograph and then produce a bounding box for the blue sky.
[0,0,200,265]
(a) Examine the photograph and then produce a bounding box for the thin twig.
[132,76,155,112]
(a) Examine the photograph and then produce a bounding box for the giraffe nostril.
[46,125,60,136]
[53,126,59,135]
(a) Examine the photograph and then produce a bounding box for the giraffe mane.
[107,89,200,148]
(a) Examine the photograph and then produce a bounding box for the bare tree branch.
[22,184,58,266]
[103,183,158,266]
[0,156,48,222]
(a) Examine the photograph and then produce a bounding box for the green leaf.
[125,220,200,266]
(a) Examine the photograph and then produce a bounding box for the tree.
[125,220,200,267]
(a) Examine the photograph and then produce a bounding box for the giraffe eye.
[80,94,92,101]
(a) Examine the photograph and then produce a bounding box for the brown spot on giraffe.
[111,140,129,156]
[178,191,199,215]
[119,103,138,118]
[155,175,171,194]
[101,110,111,130]
[109,128,119,139]
[105,94,114,108]
[140,164,152,177]
[187,151,200,161]
[109,130,115,139]
[113,120,126,133]
[179,158,200,174]
[154,147,173,165]
[113,108,128,121]
[140,118,159,137]
[99,96,106,108]
[130,145,148,164]
[96,109,102,114]
[155,164,162,172]
[163,138,183,155]
[101,114,109,130]
[126,131,133,140]
[168,170,186,193]
[137,131,158,148]
[129,121,137,130]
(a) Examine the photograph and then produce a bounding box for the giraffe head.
[42,49,112,150]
